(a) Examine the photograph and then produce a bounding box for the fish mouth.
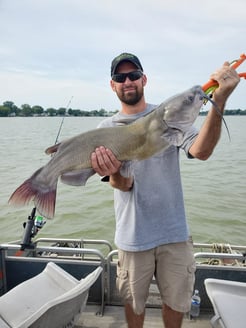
[202,93,212,104]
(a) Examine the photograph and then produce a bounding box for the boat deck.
[1,239,246,328]
[75,305,212,328]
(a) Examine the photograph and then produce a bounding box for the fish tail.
[8,167,57,219]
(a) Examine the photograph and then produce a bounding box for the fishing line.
[203,94,231,141]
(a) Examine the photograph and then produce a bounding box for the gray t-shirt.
[98,104,198,251]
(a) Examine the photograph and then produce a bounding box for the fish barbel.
[9,86,205,218]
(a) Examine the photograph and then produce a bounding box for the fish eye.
[184,95,194,105]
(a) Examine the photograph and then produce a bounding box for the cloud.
[0,0,245,109]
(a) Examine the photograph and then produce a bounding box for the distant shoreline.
[1,111,246,117]
[1,109,246,118]
[1,100,246,117]
[200,110,246,116]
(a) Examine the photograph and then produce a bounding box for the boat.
[0,209,246,327]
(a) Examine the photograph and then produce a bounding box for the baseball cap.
[111,53,143,77]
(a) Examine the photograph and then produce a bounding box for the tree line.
[0,100,245,117]
[0,101,118,117]
[200,109,246,115]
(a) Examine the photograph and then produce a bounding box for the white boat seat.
[204,278,246,328]
[0,262,102,328]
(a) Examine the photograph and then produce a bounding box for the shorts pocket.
[116,263,132,302]
[116,262,128,279]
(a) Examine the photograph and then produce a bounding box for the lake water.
[0,116,245,247]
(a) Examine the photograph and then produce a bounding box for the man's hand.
[210,61,240,103]
[91,146,133,191]
[91,146,122,177]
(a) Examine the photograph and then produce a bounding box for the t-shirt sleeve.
[180,125,198,158]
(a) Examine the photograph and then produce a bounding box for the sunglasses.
[112,70,143,83]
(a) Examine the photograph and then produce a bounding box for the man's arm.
[189,62,240,160]
[91,146,133,191]
[91,62,240,186]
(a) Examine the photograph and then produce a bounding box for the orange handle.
[202,53,246,92]
[230,53,246,69]
[238,72,246,79]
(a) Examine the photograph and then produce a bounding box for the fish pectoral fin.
[60,168,95,186]
[162,129,183,146]
[45,143,61,155]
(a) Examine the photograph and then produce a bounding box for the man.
[91,53,239,328]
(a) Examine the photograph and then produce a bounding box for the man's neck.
[120,98,147,115]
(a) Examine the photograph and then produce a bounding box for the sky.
[0,0,245,111]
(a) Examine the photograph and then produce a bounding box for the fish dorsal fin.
[45,143,61,155]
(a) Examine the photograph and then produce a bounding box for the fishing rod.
[18,208,46,251]
[54,96,73,144]
[17,96,74,252]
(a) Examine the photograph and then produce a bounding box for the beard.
[116,85,144,105]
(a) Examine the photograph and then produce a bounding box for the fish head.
[161,85,205,132]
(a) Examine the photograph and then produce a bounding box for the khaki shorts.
[116,239,196,315]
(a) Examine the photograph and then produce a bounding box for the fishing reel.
[21,207,46,250]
